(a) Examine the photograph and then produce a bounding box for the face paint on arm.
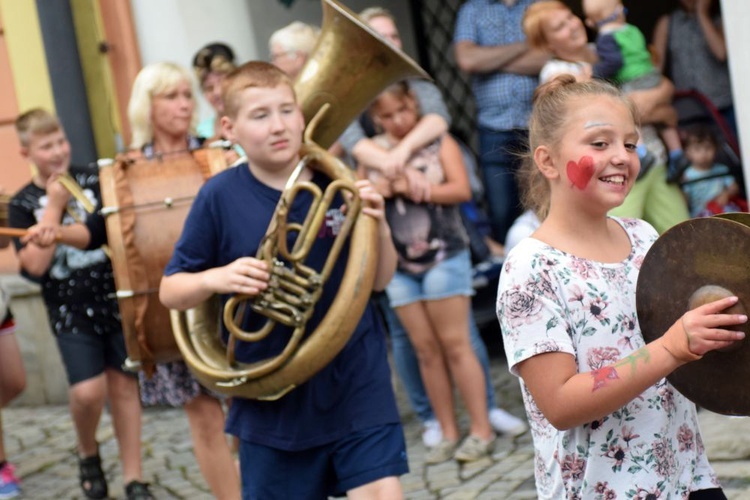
[591,366,619,391]
[589,347,652,392]
[566,155,595,190]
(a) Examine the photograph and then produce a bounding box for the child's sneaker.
[667,150,689,184]
[0,462,20,499]
[489,408,528,436]
[424,439,457,465]
[454,434,495,462]
[421,419,443,448]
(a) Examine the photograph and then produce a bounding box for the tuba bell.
[169,0,429,400]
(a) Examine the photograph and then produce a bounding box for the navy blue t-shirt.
[164,163,401,451]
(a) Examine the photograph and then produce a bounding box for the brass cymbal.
[715,211,750,226]
[636,216,750,415]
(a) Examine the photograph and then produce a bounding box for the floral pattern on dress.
[497,217,720,499]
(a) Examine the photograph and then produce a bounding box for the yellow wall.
[0,0,54,112]
[0,0,53,272]
[71,0,120,158]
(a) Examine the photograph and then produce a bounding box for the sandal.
[125,480,155,500]
[79,454,108,499]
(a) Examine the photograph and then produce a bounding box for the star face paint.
[566,155,595,189]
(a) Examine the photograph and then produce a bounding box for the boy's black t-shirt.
[8,165,120,330]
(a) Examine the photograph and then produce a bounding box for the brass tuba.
[169,0,429,400]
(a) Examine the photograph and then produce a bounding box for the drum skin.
[636,215,750,415]
[99,153,208,367]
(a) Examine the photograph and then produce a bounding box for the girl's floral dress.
[497,217,719,499]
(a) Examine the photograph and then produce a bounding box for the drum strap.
[113,161,155,366]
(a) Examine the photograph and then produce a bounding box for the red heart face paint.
[566,155,595,190]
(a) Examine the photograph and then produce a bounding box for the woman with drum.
[118,62,242,500]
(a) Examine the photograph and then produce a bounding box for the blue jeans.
[376,293,497,423]
[478,128,527,243]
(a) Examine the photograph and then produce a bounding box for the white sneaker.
[421,419,443,448]
[489,408,528,436]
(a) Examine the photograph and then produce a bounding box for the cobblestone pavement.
[4,355,750,499]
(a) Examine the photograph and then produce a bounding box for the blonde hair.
[127,62,197,149]
[582,0,621,26]
[359,6,395,23]
[523,1,570,50]
[15,108,62,147]
[519,75,639,219]
[268,21,320,56]
[221,61,296,119]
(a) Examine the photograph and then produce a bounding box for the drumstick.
[0,227,62,241]
[0,227,28,238]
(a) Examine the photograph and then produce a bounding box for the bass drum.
[98,147,227,373]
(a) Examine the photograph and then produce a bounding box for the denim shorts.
[386,249,474,308]
[55,328,131,385]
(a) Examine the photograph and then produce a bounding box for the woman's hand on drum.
[208,257,269,296]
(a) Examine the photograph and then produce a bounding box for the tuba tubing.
[171,141,378,400]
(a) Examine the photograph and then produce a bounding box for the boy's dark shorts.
[239,422,408,499]
[54,315,132,386]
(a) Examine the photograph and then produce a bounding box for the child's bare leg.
[0,333,26,408]
[69,374,107,457]
[395,302,459,441]
[660,126,683,153]
[0,333,25,462]
[105,369,143,483]
[347,476,403,500]
[425,296,492,440]
[645,103,679,129]
[627,77,674,124]
[0,415,6,464]
[184,394,240,500]
[656,116,687,182]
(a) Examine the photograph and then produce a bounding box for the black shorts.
[54,313,132,385]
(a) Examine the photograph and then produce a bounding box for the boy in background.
[7,109,151,500]
[159,61,407,499]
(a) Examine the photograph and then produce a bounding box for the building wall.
[130,0,260,126]
[129,0,418,125]
[721,0,750,196]
[246,0,420,64]
[0,0,54,274]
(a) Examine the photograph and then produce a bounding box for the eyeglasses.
[270,50,300,63]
